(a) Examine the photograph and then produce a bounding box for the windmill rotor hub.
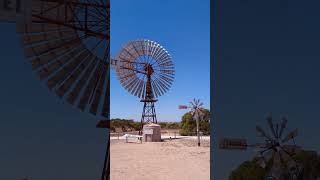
[144,63,154,76]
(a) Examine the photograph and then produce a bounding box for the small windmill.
[219,116,302,179]
[179,98,206,146]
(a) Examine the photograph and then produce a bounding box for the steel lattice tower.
[141,73,157,127]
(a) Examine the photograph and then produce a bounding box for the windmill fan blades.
[267,116,278,138]
[256,149,273,168]
[279,117,288,138]
[256,125,271,140]
[116,39,175,99]
[282,129,298,143]
[16,0,110,118]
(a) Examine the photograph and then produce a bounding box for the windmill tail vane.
[178,105,189,109]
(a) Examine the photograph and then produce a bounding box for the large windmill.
[219,116,303,179]
[15,1,110,180]
[113,39,175,130]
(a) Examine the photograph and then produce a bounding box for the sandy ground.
[110,137,210,180]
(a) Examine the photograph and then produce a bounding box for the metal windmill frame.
[219,115,303,179]
[113,39,175,131]
[179,98,207,146]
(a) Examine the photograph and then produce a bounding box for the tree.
[180,108,210,136]
[110,119,141,132]
[229,150,320,180]
[229,159,267,180]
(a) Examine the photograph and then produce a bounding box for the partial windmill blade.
[282,129,298,143]
[264,149,274,162]
[256,126,272,140]
[190,99,196,109]
[196,99,200,106]
[267,116,278,138]
[279,117,288,138]
[16,0,110,118]
[255,148,273,168]
[282,145,301,157]
[278,148,297,167]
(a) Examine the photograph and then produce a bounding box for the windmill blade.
[17,0,110,118]
[282,129,298,143]
[267,116,278,138]
[256,126,272,140]
[278,149,297,167]
[196,99,200,106]
[279,117,288,138]
[198,102,204,107]
[190,100,196,108]
[282,145,301,157]
[255,148,273,168]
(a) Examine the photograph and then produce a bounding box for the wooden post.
[196,111,200,147]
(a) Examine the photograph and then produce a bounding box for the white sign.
[0,0,31,22]
[143,129,153,135]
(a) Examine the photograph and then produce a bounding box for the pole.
[196,110,200,147]
[101,140,110,180]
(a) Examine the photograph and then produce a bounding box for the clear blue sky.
[110,0,210,122]
[214,0,320,179]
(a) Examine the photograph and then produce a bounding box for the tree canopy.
[229,150,320,180]
[180,108,210,136]
[110,119,141,132]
